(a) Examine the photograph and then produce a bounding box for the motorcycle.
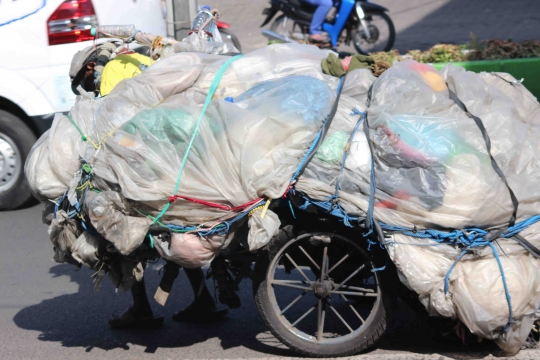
[261,0,395,55]
[217,20,242,53]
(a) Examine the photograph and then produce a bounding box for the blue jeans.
[302,0,333,34]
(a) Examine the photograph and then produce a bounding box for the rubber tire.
[253,236,395,358]
[353,11,395,55]
[270,15,304,38]
[0,110,37,210]
[219,29,242,53]
[270,15,286,33]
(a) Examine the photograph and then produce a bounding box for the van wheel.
[0,110,37,210]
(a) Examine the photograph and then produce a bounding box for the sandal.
[172,302,229,323]
[108,307,164,329]
[309,33,329,43]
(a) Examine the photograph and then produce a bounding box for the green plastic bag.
[315,131,349,165]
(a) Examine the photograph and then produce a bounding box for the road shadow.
[375,301,508,360]
[12,263,517,359]
[13,263,295,357]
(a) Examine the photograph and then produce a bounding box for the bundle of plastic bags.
[25,43,540,352]
[299,60,540,352]
[26,43,339,267]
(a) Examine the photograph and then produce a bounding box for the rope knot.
[350,107,366,117]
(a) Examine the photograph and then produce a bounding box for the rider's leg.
[302,0,333,35]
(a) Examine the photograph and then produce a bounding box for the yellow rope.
[249,199,273,219]
[76,179,91,190]
[248,205,265,217]
[260,198,272,219]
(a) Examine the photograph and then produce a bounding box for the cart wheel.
[254,232,391,357]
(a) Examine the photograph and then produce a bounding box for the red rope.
[168,195,262,211]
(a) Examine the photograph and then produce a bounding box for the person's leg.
[302,0,333,34]
[130,277,154,317]
[172,267,229,322]
[184,267,215,308]
[109,275,164,329]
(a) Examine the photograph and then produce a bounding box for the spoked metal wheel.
[254,232,390,357]
[353,11,395,54]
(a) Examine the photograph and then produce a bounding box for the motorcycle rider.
[302,0,333,42]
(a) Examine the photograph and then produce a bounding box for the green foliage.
[480,39,540,60]
[408,44,467,63]
[370,49,402,64]
[369,35,540,64]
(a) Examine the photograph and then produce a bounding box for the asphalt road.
[2,1,540,359]
[2,204,540,360]
[212,0,540,54]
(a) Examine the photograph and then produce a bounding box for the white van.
[0,0,168,210]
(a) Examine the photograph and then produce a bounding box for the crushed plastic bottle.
[91,25,136,39]
[190,9,216,41]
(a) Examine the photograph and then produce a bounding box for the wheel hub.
[313,280,332,299]
[0,133,21,193]
[363,25,379,43]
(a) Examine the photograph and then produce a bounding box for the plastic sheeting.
[26,43,540,352]
[298,60,540,352]
[72,231,102,269]
[27,43,337,265]
[153,232,231,269]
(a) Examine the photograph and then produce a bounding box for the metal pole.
[166,0,198,40]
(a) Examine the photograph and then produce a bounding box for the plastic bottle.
[190,8,216,39]
[91,25,136,39]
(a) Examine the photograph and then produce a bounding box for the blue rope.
[444,250,467,294]
[296,191,360,228]
[502,214,540,238]
[283,88,535,333]
[336,76,345,94]
[165,200,269,237]
[291,131,321,181]
[290,185,536,333]
[291,75,346,182]
[489,242,514,333]
[0,0,46,27]
[54,192,67,218]
[288,199,296,219]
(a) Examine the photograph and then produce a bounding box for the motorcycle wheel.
[219,28,242,53]
[270,15,306,41]
[353,11,395,55]
[253,232,395,357]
